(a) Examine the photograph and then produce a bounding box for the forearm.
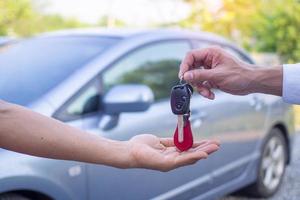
[0,100,132,168]
[248,65,283,96]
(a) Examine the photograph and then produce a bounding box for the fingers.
[160,138,174,147]
[209,139,221,146]
[175,141,220,167]
[183,68,214,83]
[160,138,220,148]
[202,81,214,90]
[173,144,219,168]
[189,141,220,155]
[196,85,215,99]
[179,50,197,79]
[193,139,221,147]
[189,80,215,99]
[195,143,220,155]
[179,46,222,78]
[159,140,221,171]
[192,140,211,147]
[174,150,208,168]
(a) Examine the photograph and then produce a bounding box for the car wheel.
[0,193,30,200]
[243,128,287,197]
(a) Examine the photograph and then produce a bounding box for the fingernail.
[184,72,194,81]
[204,90,209,97]
[208,92,215,100]
[179,74,183,80]
[200,90,209,98]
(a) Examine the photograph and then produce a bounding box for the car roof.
[39,28,229,43]
[0,37,14,45]
[40,28,149,39]
[39,28,251,63]
[40,28,252,59]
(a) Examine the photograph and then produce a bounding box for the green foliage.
[0,0,88,37]
[253,0,300,63]
[97,16,126,27]
[0,0,127,37]
[182,0,300,63]
[0,0,34,35]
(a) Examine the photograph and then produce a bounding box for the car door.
[71,40,216,200]
[191,40,267,187]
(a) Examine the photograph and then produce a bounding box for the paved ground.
[222,134,300,200]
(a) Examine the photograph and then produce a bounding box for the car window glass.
[66,86,99,115]
[192,40,213,49]
[103,41,191,101]
[193,40,252,63]
[224,46,254,64]
[0,36,119,106]
[223,47,245,60]
[55,80,101,121]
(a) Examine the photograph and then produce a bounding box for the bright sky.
[35,0,191,26]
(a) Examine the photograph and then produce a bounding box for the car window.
[54,80,102,121]
[193,40,253,63]
[192,40,213,49]
[103,41,191,101]
[0,36,119,106]
[66,86,99,115]
[223,46,252,63]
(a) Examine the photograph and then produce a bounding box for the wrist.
[122,140,136,168]
[0,100,13,114]
[109,140,134,169]
[249,65,283,96]
[93,138,133,169]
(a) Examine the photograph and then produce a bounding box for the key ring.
[179,75,185,85]
[183,112,190,126]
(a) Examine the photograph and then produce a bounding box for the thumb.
[183,69,213,82]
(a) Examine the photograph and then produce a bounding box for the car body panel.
[0,150,86,200]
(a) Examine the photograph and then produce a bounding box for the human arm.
[178,47,289,101]
[0,100,219,171]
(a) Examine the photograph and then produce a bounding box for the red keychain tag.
[173,119,193,151]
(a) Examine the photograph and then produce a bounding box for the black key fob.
[170,83,193,115]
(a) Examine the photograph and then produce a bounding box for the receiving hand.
[128,134,219,172]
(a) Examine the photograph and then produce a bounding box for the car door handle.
[191,110,208,121]
[249,95,263,110]
[190,111,208,128]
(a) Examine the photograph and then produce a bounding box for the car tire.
[0,193,30,200]
[242,128,288,198]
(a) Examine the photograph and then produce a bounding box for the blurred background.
[1,0,300,63]
[1,0,300,129]
[1,0,300,199]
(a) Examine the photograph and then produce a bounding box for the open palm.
[129,134,220,172]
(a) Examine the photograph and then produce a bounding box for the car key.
[170,81,194,151]
[170,82,193,141]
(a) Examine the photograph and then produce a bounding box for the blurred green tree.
[252,0,300,63]
[97,16,126,27]
[181,0,300,63]
[0,0,34,36]
[0,0,88,37]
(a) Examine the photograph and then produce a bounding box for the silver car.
[0,37,15,47]
[0,29,295,200]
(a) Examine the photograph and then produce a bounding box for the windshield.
[0,36,119,106]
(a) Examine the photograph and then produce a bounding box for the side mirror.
[103,84,154,115]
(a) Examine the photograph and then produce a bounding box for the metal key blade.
[177,115,184,143]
